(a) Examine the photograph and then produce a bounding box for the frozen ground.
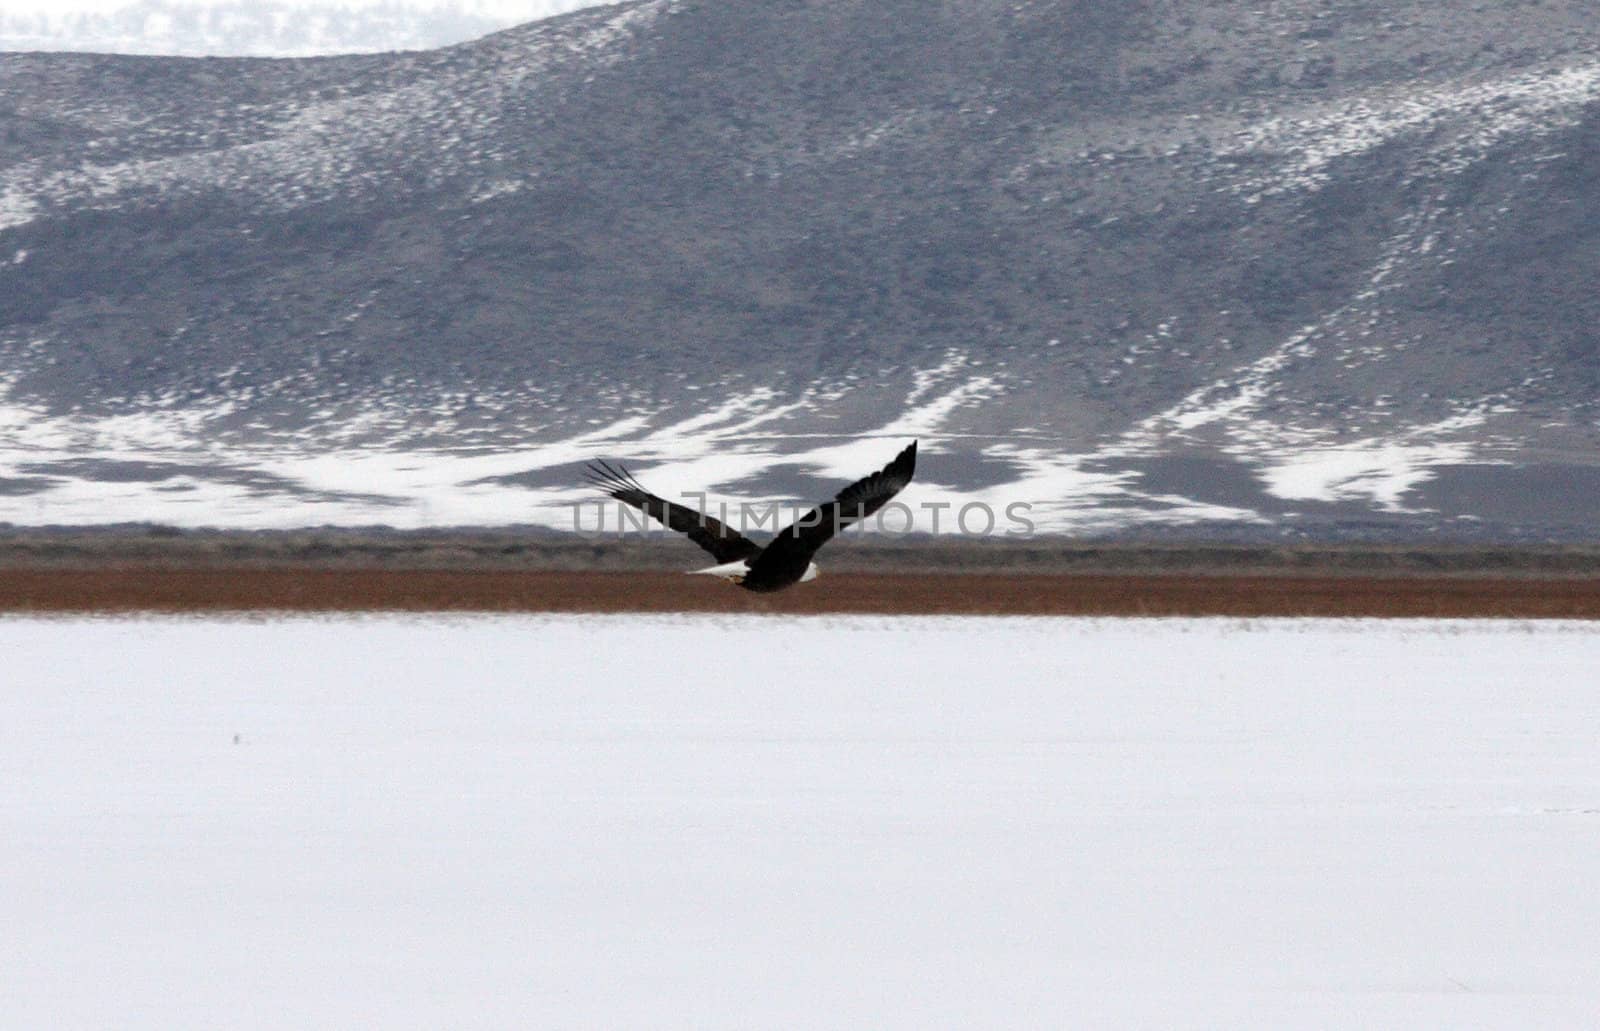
[4,615,1598,1028]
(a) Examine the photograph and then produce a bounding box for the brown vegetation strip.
[3,568,1600,618]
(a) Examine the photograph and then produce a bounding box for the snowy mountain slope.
[1,0,1599,535]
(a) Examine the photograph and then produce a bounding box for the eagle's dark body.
[586,441,918,593]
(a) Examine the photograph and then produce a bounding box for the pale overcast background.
[0,0,619,56]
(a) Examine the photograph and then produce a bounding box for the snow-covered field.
[4,615,1598,1028]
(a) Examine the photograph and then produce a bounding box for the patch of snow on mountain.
[1246,410,1499,511]
[0,347,1268,531]
[1220,61,1600,200]
[0,187,39,233]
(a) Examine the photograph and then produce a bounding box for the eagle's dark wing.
[584,460,761,564]
[761,440,918,565]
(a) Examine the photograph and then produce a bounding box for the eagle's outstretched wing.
[584,460,762,564]
[759,440,918,567]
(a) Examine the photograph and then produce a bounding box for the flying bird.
[585,441,918,592]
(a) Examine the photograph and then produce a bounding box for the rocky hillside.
[2,0,1598,537]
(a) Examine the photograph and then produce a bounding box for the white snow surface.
[4,614,1598,1028]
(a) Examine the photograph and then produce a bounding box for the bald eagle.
[584,440,918,592]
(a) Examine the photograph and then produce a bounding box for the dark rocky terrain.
[2,0,1598,538]
[10,525,1600,577]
